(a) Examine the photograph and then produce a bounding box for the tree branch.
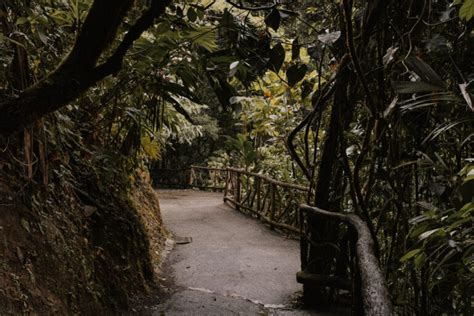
[93,0,171,80]
[0,0,171,136]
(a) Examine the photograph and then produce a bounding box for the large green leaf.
[317,31,341,45]
[228,61,240,77]
[459,0,474,21]
[269,43,285,73]
[404,56,446,88]
[187,8,197,22]
[392,81,445,94]
[401,249,422,262]
[286,64,307,87]
[185,26,218,52]
[291,37,300,60]
[264,8,281,31]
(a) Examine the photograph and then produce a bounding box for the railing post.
[188,166,194,187]
[270,183,276,229]
[224,169,229,201]
[235,171,241,211]
[256,177,261,215]
[212,170,217,191]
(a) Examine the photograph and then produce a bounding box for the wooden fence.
[153,165,392,315]
[223,167,308,234]
[153,165,226,190]
[299,205,392,315]
[154,166,308,234]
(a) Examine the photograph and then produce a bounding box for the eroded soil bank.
[0,172,167,314]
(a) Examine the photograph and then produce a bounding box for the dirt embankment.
[0,172,167,314]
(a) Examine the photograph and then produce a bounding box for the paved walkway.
[145,190,343,315]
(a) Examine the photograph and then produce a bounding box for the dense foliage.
[204,1,474,314]
[0,0,472,314]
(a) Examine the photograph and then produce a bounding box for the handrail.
[223,167,308,234]
[153,165,392,314]
[153,165,226,190]
[300,204,392,316]
[226,167,309,191]
[190,165,225,171]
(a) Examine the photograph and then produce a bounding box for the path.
[142,189,345,315]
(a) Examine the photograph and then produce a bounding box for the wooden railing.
[153,165,226,190]
[153,166,392,315]
[299,205,392,315]
[190,166,227,190]
[223,167,308,234]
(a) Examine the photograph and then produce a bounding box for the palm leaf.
[399,92,461,113]
[423,117,474,144]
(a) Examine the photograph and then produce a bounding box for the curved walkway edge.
[141,189,347,315]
